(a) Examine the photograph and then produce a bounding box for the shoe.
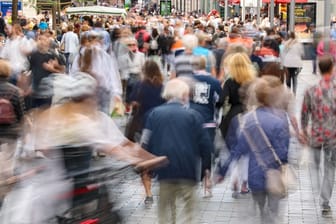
[240,189,250,194]
[232,191,239,199]
[322,204,331,214]
[144,196,154,205]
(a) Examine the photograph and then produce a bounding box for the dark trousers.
[252,191,281,223]
[286,67,299,95]
[126,73,140,103]
[32,97,52,109]
[61,145,93,206]
[64,52,70,74]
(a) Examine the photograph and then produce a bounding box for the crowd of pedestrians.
[0,9,335,223]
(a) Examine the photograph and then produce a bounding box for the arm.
[208,52,217,77]
[300,90,311,143]
[272,121,290,164]
[43,58,65,74]
[215,131,248,182]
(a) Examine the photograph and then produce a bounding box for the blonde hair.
[0,59,11,77]
[225,52,256,84]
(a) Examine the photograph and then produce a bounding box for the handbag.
[242,110,297,198]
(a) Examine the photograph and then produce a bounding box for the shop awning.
[65,6,127,16]
[219,0,308,6]
[262,0,308,3]
[219,0,242,6]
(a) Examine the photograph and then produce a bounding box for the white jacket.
[281,39,304,68]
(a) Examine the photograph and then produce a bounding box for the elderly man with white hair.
[140,78,213,224]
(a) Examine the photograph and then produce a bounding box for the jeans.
[310,145,336,207]
[158,180,197,224]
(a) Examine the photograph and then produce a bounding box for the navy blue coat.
[142,101,213,182]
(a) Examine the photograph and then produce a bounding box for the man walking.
[140,78,213,223]
[301,54,336,215]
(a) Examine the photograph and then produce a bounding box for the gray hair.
[182,34,199,51]
[162,78,190,101]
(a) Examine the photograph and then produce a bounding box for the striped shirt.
[171,54,197,77]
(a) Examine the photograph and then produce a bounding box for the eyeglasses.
[127,44,137,46]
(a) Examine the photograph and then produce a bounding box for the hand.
[298,131,308,145]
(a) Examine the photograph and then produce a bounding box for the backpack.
[0,98,15,125]
[137,31,145,49]
[149,36,158,50]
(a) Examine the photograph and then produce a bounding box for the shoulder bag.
[242,110,297,198]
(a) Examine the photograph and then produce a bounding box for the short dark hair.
[318,54,334,74]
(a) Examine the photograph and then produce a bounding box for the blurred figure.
[126,59,166,205]
[191,56,223,143]
[29,32,65,109]
[301,55,336,215]
[118,37,145,103]
[0,24,35,85]
[0,60,25,202]
[193,32,216,77]
[148,28,160,57]
[212,38,228,80]
[71,33,122,114]
[255,37,279,61]
[316,34,336,62]
[0,72,166,223]
[60,24,79,73]
[135,25,150,54]
[126,59,165,142]
[219,51,256,197]
[170,34,199,78]
[310,24,321,74]
[216,76,290,223]
[281,31,304,95]
[92,20,111,52]
[0,12,5,36]
[219,52,256,140]
[158,26,175,73]
[140,78,213,224]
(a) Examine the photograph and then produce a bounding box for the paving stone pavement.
[108,61,336,224]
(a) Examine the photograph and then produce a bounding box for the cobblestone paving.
[108,61,336,223]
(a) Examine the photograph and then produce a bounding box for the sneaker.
[322,204,331,214]
[144,196,154,205]
[240,189,250,194]
[232,191,239,199]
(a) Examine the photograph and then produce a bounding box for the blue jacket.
[218,107,289,192]
[142,101,213,182]
[190,74,223,124]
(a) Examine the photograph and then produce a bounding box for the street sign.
[124,0,131,10]
[160,0,171,16]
